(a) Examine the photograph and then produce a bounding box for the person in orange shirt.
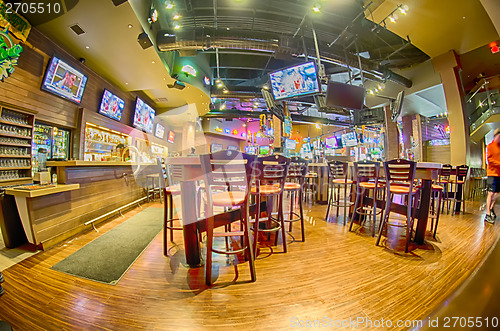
[485,128,500,224]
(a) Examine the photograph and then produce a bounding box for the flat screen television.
[336,136,343,148]
[98,89,124,121]
[211,143,223,153]
[167,130,175,143]
[269,61,320,101]
[259,145,270,155]
[41,56,88,104]
[325,136,338,148]
[341,132,358,147]
[133,98,155,133]
[325,81,366,111]
[285,138,296,150]
[155,123,165,139]
[245,146,258,154]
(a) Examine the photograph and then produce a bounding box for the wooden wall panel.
[424,145,451,164]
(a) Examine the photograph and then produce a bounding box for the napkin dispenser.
[34,171,51,184]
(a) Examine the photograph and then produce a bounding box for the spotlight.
[167,80,186,90]
[312,3,321,13]
[223,89,229,94]
[315,123,321,129]
[174,24,181,30]
[173,14,181,20]
[399,5,409,15]
[390,14,398,23]
[165,1,174,9]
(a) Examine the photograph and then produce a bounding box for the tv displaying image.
[325,136,338,148]
[245,146,258,154]
[211,143,223,153]
[155,123,165,139]
[98,89,124,121]
[41,56,88,104]
[227,145,238,151]
[269,62,320,101]
[341,132,358,147]
[285,138,297,150]
[259,145,270,155]
[133,98,155,133]
[326,81,366,111]
[167,130,175,143]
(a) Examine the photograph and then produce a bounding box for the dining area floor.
[0,198,498,330]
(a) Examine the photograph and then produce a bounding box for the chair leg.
[299,188,305,242]
[242,202,256,282]
[325,182,332,221]
[405,194,413,253]
[349,185,362,232]
[434,190,442,238]
[336,184,340,218]
[169,194,174,242]
[372,188,377,237]
[376,193,392,247]
[343,183,348,225]
[289,190,295,232]
[205,218,214,286]
[163,191,169,256]
[279,193,287,253]
[253,194,261,258]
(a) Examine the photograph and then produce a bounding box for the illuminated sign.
[214,126,223,132]
[224,128,230,134]
[204,76,210,86]
[232,129,238,135]
[181,64,197,77]
[0,27,22,81]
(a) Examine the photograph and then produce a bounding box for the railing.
[467,75,500,134]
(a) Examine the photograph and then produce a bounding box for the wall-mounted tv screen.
[259,145,270,155]
[211,143,223,153]
[285,138,297,150]
[155,123,165,139]
[326,81,366,111]
[245,146,258,154]
[98,89,124,121]
[336,136,343,148]
[41,56,88,104]
[341,132,358,147]
[167,130,175,143]
[269,62,320,101]
[325,136,338,148]
[227,145,238,151]
[133,98,155,133]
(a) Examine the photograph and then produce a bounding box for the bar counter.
[2,161,158,250]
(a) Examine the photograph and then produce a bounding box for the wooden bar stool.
[449,165,469,214]
[199,150,256,286]
[251,155,290,255]
[274,156,308,242]
[162,164,184,256]
[349,161,385,237]
[325,160,354,224]
[376,159,418,253]
[436,164,453,213]
[304,171,318,204]
[146,173,162,203]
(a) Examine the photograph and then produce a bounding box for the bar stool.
[437,164,453,213]
[304,171,318,204]
[199,150,256,286]
[428,183,444,239]
[325,160,354,224]
[376,159,418,253]
[162,164,184,256]
[449,164,469,214]
[146,173,162,203]
[251,154,290,255]
[349,161,385,237]
[274,156,308,242]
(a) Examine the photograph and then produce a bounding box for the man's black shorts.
[487,176,500,193]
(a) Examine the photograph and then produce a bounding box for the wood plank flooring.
[0,199,498,330]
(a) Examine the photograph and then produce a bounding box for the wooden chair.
[376,159,418,253]
[251,154,290,255]
[325,160,354,224]
[162,163,184,256]
[437,164,453,213]
[349,160,385,237]
[200,150,256,286]
[449,165,469,214]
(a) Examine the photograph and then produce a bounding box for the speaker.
[137,32,153,49]
[112,0,128,6]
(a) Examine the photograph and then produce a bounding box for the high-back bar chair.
[251,154,290,255]
[376,159,418,253]
[200,150,256,286]
[163,163,184,256]
[349,160,385,237]
[325,160,354,223]
[449,164,469,214]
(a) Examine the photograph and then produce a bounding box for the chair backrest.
[384,159,416,191]
[439,164,453,179]
[287,156,308,186]
[353,160,380,183]
[456,164,469,179]
[200,150,255,196]
[327,160,348,181]
[165,163,183,187]
[253,154,290,195]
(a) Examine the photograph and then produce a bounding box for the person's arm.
[487,145,500,168]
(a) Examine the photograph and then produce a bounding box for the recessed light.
[85,46,89,49]
[152,60,155,64]
[226,27,230,31]
[174,24,181,30]
[125,82,129,85]
[173,14,181,20]
[128,24,133,28]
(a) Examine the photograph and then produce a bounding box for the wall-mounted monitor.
[325,81,366,111]
[167,130,175,143]
[227,145,238,151]
[98,89,124,121]
[133,97,155,133]
[245,146,258,154]
[155,123,165,139]
[336,136,343,148]
[41,56,88,104]
[269,61,320,101]
[211,143,223,153]
[285,138,297,150]
[341,132,358,147]
[259,145,270,155]
[325,136,338,148]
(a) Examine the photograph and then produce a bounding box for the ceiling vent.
[69,24,85,35]
[156,97,169,103]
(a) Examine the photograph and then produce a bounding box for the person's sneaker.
[485,214,495,224]
[0,272,4,283]
[492,210,497,219]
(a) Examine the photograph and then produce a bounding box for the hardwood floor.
[0,199,498,330]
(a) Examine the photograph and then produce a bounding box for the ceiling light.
[128,24,133,28]
[399,5,409,14]
[369,90,375,95]
[165,1,174,9]
[389,14,398,23]
[312,3,321,13]
[263,84,269,90]
[174,24,181,30]
[226,27,230,31]
[173,14,181,20]
[223,89,229,94]
[85,45,89,49]
[125,82,129,85]
[152,60,155,64]
[315,123,321,129]
[217,83,223,88]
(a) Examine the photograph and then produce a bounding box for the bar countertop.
[5,184,80,198]
[46,161,156,167]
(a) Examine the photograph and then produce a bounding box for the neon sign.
[0,27,22,81]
